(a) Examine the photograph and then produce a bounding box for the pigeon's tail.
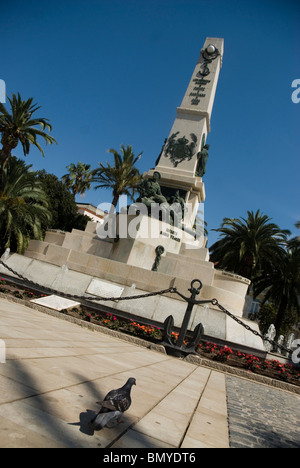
[89,411,122,431]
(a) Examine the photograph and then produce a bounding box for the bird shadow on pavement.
[70,409,130,438]
[68,409,96,436]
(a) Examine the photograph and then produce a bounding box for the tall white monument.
[145,37,224,229]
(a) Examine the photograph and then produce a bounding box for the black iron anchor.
[162,279,210,357]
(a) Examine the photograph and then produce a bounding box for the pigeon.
[89,377,136,430]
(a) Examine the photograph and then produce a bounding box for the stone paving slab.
[0,296,299,448]
[182,370,229,448]
[30,295,81,312]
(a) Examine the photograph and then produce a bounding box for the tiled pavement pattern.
[0,297,229,448]
[226,375,300,448]
[0,296,299,448]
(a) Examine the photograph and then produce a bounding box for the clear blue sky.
[1,0,299,247]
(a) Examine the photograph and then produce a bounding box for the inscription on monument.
[190,77,211,105]
[189,44,219,106]
[160,227,181,243]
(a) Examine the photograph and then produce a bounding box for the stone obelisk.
[145,37,224,228]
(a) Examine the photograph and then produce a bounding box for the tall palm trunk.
[274,294,288,339]
[240,253,254,280]
[110,194,119,214]
[0,150,8,167]
[0,133,15,166]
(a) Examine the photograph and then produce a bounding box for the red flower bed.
[197,342,300,386]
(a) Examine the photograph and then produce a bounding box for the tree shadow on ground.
[3,362,153,447]
[3,360,84,447]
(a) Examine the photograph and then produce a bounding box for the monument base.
[19,220,250,317]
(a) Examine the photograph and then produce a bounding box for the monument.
[98,38,224,269]
[146,37,223,230]
[0,38,266,354]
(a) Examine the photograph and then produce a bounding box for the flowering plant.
[170,332,188,345]
[197,341,300,384]
[101,313,122,330]
[215,345,234,362]
[197,342,233,362]
[0,278,8,292]
[244,354,261,372]
[127,320,162,339]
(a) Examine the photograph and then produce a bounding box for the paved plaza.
[0,297,299,448]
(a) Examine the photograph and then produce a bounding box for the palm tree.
[209,210,289,281]
[253,244,300,336]
[0,157,51,254]
[92,144,142,210]
[62,161,92,197]
[0,93,57,167]
[288,221,300,250]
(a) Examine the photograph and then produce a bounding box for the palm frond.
[0,157,52,253]
[93,145,142,206]
[0,92,56,163]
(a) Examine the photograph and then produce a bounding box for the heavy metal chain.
[211,298,292,355]
[0,259,176,302]
[0,259,293,354]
